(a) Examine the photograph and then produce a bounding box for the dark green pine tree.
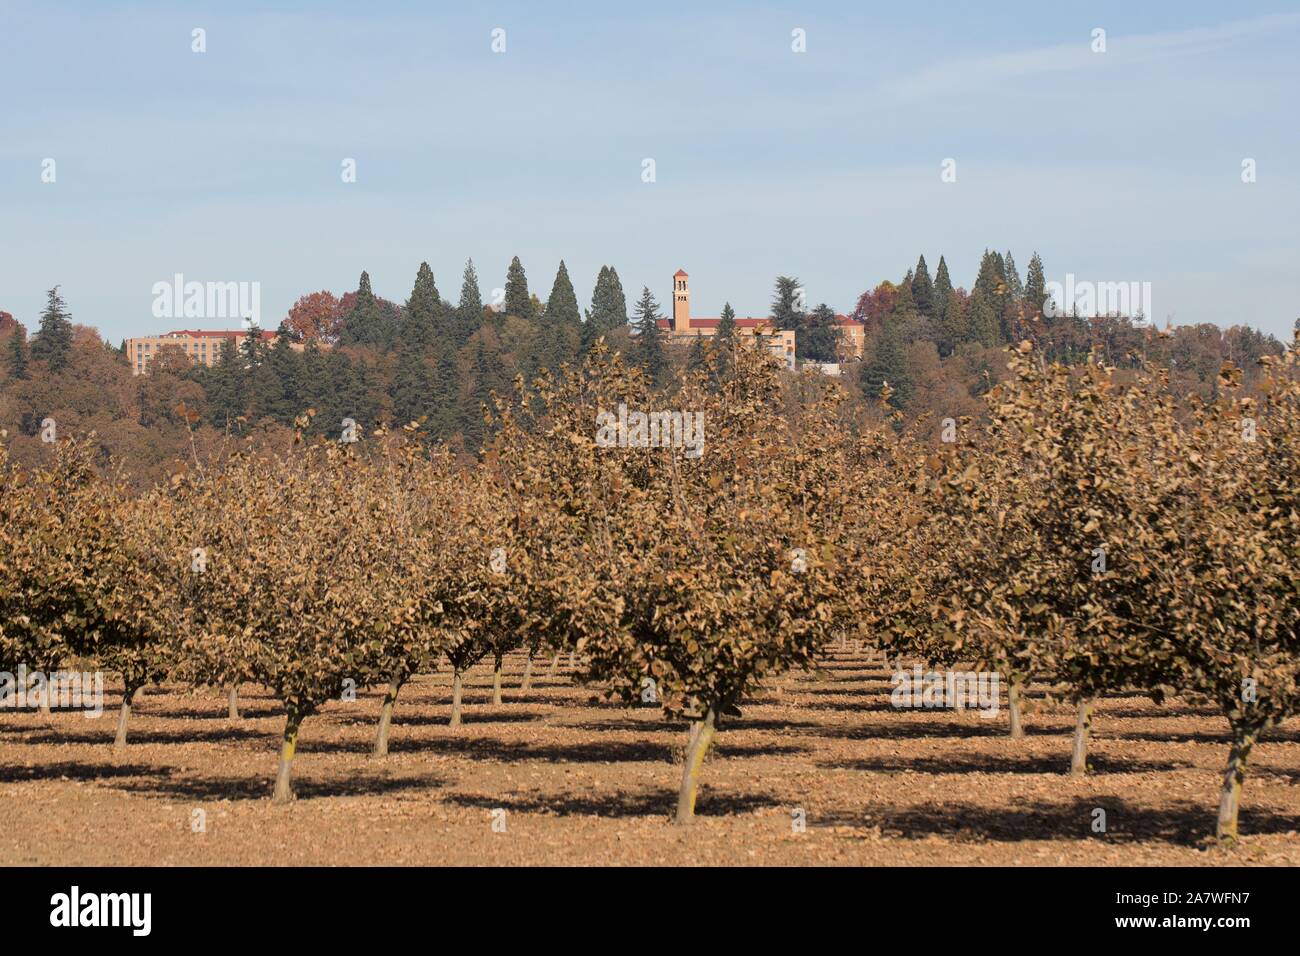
[326,351,368,431]
[241,322,266,368]
[1003,251,1024,300]
[1024,252,1048,320]
[30,286,75,373]
[340,271,387,347]
[247,342,284,423]
[392,341,434,426]
[911,256,935,319]
[538,260,581,370]
[206,338,245,429]
[581,265,629,353]
[970,251,1005,347]
[630,286,667,385]
[771,275,807,343]
[404,262,444,350]
[263,330,306,424]
[936,289,968,357]
[426,339,463,441]
[504,256,535,321]
[860,319,912,409]
[686,335,709,376]
[454,259,485,347]
[5,325,30,380]
[932,255,954,326]
[717,302,737,344]
[802,303,842,363]
[298,342,331,433]
[462,335,510,449]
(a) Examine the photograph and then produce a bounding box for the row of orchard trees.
[2,329,1299,839]
[888,342,1300,841]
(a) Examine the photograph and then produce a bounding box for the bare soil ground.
[2,647,1298,865]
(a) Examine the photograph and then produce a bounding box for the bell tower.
[672,269,690,333]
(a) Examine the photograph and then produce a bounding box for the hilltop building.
[123,329,303,376]
[656,270,864,367]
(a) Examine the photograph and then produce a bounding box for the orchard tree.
[498,343,849,824]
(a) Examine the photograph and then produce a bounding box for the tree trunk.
[1215,725,1257,843]
[272,714,301,804]
[568,650,577,671]
[675,707,718,826]
[131,685,146,706]
[228,684,240,720]
[373,677,402,757]
[491,653,503,707]
[1069,698,1095,775]
[520,651,534,692]
[449,668,464,727]
[1008,679,1024,739]
[547,653,560,678]
[113,690,137,750]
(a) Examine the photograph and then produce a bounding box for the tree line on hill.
[0,251,1290,484]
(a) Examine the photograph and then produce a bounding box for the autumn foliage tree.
[497,339,852,823]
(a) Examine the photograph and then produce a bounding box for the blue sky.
[2,0,1298,342]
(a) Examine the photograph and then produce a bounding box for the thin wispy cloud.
[879,13,1300,103]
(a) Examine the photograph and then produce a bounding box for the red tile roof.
[162,329,277,340]
[656,314,862,330]
[674,269,689,277]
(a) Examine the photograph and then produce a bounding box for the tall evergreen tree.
[427,339,463,440]
[340,271,389,347]
[932,255,954,326]
[455,259,485,346]
[936,289,968,357]
[206,338,244,429]
[404,262,444,349]
[1024,252,1048,320]
[504,256,535,321]
[630,286,667,385]
[1003,251,1024,300]
[860,320,912,409]
[392,342,434,426]
[30,286,75,372]
[581,265,628,353]
[970,251,1006,347]
[771,276,807,358]
[5,326,30,380]
[264,330,306,423]
[802,304,842,363]
[911,255,935,319]
[716,302,737,344]
[463,333,510,449]
[538,260,581,370]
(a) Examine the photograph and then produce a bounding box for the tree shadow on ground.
[443,787,780,819]
[818,752,1196,776]
[10,726,276,747]
[333,710,547,730]
[795,699,912,714]
[816,719,1058,741]
[0,760,164,784]
[813,797,1300,845]
[142,705,286,721]
[1101,706,1218,720]
[111,768,446,802]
